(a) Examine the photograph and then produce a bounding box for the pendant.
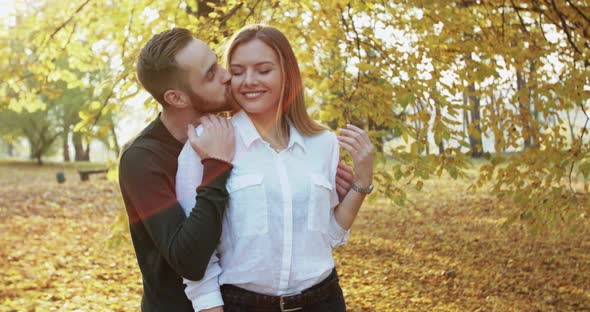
[271,145,282,153]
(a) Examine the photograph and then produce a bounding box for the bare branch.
[219,2,244,25]
[510,0,531,35]
[43,0,91,48]
[345,3,362,102]
[549,0,584,55]
[566,0,590,24]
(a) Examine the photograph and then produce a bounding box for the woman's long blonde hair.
[224,24,325,138]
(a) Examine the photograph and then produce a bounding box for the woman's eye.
[260,70,271,74]
[231,72,243,76]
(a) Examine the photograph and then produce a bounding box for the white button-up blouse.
[176,110,349,311]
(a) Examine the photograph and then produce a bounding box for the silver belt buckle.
[280,292,303,312]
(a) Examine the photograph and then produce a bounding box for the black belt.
[221,269,340,312]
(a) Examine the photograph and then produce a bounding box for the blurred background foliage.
[0,0,588,232]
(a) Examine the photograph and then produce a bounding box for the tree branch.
[549,0,583,55]
[345,3,362,102]
[43,0,91,48]
[510,0,530,35]
[219,2,244,25]
[565,0,590,24]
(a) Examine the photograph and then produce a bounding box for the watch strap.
[351,182,374,194]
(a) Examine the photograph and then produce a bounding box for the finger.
[336,176,351,191]
[338,161,354,176]
[336,184,345,198]
[337,139,356,156]
[209,115,223,129]
[187,124,198,142]
[203,114,217,127]
[337,165,354,182]
[200,116,213,129]
[336,164,352,178]
[339,128,366,148]
[193,117,203,126]
[221,116,231,129]
[346,124,372,146]
[337,135,361,151]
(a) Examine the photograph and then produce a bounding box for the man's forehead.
[175,38,215,75]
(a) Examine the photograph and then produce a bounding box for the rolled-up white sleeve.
[183,253,224,311]
[176,125,224,310]
[176,125,205,216]
[328,133,350,247]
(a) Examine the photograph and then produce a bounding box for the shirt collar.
[286,118,306,152]
[232,110,306,152]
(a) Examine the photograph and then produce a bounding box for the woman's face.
[229,39,283,119]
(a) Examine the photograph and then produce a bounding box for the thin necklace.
[262,120,289,153]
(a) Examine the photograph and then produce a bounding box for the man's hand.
[200,306,223,312]
[187,115,235,163]
[336,160,354,202]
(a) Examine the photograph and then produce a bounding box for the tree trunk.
[528,60,539,148]
[110,123,120,156]
[29,140,43,165]
[517,68,533,149]
[467,82,483,158]
[83,141,90,161]
[7,143,13,157]
[73,131,85,161]
[435,102,445,155]
[63,125,70,162]
[462,92,470,142]
[491,92,504,155]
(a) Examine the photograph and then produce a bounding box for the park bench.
[78,168,109,181]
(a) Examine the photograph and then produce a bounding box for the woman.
[176,24,374,312]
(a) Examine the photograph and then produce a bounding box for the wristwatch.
[351,182,374,194]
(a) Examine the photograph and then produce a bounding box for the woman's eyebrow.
[230,61,275,67]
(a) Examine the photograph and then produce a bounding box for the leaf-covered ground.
[1,162,589,311]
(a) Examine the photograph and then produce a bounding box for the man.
[119,28,354,312]
[118,28,236,311]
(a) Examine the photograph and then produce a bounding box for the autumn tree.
[1,0,587,231]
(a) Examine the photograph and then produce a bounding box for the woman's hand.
[187,115,235,162]
[337,124,374,188]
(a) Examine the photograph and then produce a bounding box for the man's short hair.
[136,28,193,106]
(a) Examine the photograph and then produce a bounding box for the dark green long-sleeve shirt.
[119,114,231,311]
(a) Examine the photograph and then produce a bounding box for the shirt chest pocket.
[227,174,268,237]
[308,173,333,233]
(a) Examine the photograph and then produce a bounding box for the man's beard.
[186,89,228,114]
[187,88,239,115]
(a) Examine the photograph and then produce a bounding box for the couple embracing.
[119,24,374,312]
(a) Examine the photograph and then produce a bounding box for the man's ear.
[163,89,189,108]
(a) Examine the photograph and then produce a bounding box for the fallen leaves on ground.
[1,163,589,311]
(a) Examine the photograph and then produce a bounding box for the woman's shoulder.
[304,129,337,146]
